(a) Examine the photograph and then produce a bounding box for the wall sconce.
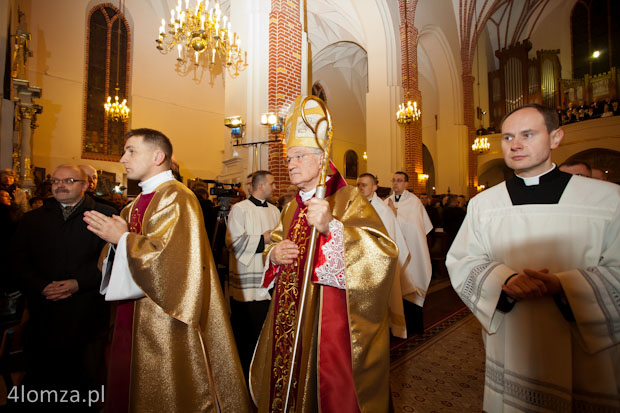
[362,151,367,160]
[260,112,283,133]
[418,173,429,182]
[477,184,486,191]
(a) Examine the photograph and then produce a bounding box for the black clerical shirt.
[248,196,269,253]
[505,166,572,205]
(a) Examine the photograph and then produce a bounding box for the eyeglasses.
[285,152,318,166]
[51,178,85,185]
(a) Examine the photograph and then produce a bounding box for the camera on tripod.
[208,182,240,199]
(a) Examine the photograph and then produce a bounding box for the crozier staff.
[250,96,398,412]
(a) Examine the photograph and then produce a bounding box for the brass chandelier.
[471,136,490,154]
[104,0,130,122]
[104,87,130,122]
[396,100,421,124]
[156,0,247,77]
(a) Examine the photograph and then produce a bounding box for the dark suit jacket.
[442,206,466,244]
[12,196,115,349]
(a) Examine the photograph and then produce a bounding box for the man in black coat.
[12,165,115,406]
[442,195,466,246]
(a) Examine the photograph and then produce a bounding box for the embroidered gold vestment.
[119,180,249,412]
[250,183,398,412]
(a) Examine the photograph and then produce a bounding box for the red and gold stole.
[265,168,359,412]
[107,192,155,413]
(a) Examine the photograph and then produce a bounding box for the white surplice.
[386,189,433,306]
[226,198,280,301]
[446,175,620,412]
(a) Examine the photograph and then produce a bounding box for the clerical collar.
[249,196,268,207]
[139,170,175,194]
[394,194,402,202]
[299,188,316,202]
[515,164,556,186]
[299,176,332,202]
[506,166,571,205]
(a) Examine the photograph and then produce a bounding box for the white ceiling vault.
[306,0,370,120]
[306,0,366,62]
[312,41,368,109]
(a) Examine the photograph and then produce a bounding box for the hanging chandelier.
[471,136,490,154]
[104,0,130,122]
[156,0,247,77]
[104,88,130,122]
[396,100,421,124]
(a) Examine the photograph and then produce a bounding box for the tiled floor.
[390,311,485,412]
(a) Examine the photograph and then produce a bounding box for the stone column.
[12,79,42,193]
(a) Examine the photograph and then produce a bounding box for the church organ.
[488,40,561,127]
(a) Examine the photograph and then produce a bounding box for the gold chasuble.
[250,170,398,412]
[117,180,249,412]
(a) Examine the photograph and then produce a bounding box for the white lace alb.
[315,219,346,289]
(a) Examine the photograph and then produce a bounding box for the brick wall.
[399,0,425,194]
[267,0,302,197]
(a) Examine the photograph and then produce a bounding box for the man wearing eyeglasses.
[250,96,398,412]
[12,164,116,407]
[83,128,249,412]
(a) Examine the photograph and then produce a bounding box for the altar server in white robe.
[225,170,280,378]
[357,173,417,338]
[447,104,620,412]
[386,171,433,333]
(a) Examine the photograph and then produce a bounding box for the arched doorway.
[344,150,359,179]
[564,148,620,183]
[478,158,512,189]
[422,144,435,194]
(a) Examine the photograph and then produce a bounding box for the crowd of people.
[474,97,620,137]
[557,97,620,125]
[0,100,618,412]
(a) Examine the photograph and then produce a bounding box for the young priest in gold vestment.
[84,128,249,412]
[250,97,398,412]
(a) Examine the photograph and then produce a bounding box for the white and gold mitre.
[284,95,329,150]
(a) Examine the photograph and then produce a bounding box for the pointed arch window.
[83,3,131,160]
